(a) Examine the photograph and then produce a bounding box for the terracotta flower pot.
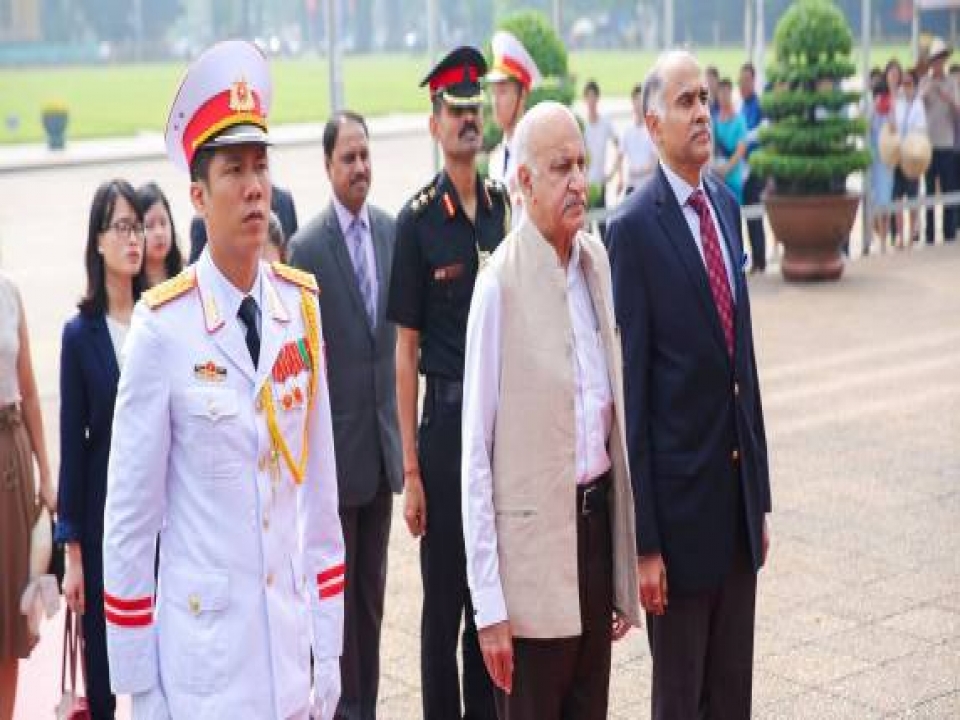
[765,193,860,281]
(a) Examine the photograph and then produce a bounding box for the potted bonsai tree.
[41,100,69,150]
[749,0,871,281]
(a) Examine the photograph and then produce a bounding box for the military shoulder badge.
[409,181,437,215]
[143,268,197,310]
[271,262,319,295]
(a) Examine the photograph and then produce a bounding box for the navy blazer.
[189,184,299,263]
[55,312,120,563]
[607,165,771,593]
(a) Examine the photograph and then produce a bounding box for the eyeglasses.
[105,220,145,239]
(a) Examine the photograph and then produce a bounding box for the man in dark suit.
[189,182,298,262]
[288,110,402,720]
[607,50,772,720]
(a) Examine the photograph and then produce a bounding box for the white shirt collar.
[200,248,263,321]
[659,159,705,209]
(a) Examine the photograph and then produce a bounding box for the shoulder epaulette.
[409,181,437,215]
[143,268,196,310]
[271,262,319,295]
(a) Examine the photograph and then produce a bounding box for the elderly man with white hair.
[461,101,641,720]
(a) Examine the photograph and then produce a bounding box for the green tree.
[750,0,871,194]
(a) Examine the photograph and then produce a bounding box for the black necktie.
[237,295,261,368]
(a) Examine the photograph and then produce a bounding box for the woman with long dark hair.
[0,272,55,720]
[57,179,144,720]
[137,181,184,287]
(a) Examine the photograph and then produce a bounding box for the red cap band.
[182,87,265,167]
[495,56,533,89]
[429,66,479,95]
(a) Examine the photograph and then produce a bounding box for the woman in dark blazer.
[56,179,144,720]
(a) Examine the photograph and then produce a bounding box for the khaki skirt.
[0,403,40,660]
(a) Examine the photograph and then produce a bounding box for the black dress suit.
[607,164,771,719]
[189,183,298,262]
[55,313,123,720]
[288,201,402,720]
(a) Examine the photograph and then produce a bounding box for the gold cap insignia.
[229,78,255,113]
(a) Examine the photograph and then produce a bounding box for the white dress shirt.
[461,235,614,629]
[105,315,130,363]
[332,197,379,303]
[660,160,737,300]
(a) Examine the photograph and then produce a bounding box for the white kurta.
[461,234,614,630]
[102,251,344,719]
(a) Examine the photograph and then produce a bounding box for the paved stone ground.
[3,134,958,718]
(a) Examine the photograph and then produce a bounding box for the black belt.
[426,376,463,406]
[577,472,611,517]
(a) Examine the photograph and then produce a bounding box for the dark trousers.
[646,520,757,720]
[925,148,958,244]
[336,485,394,720]
[742,174,766,270]
[494,479,613,720]
[419,379,496,720]
[81,546,116,720]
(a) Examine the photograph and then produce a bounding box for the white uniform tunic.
[102,251,344,719]
[488,138,523,231]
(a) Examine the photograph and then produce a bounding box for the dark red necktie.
[687,189,734,356]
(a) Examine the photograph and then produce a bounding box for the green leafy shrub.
[749,0,871,195]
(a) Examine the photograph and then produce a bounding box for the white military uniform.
[486,30,541,231]
[487,138,515,188]
[102,251,344,719]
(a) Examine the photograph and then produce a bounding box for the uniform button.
[188,593,201,616]
[734,382,740,397]
[258,455,268,472]
[266,571,274,587]
[262,514,270,531]
[732,449,740,463]
[255,396,263,413]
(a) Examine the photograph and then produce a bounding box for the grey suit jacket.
[288,201,402,507]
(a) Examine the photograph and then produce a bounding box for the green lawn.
[0,46,911,145]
